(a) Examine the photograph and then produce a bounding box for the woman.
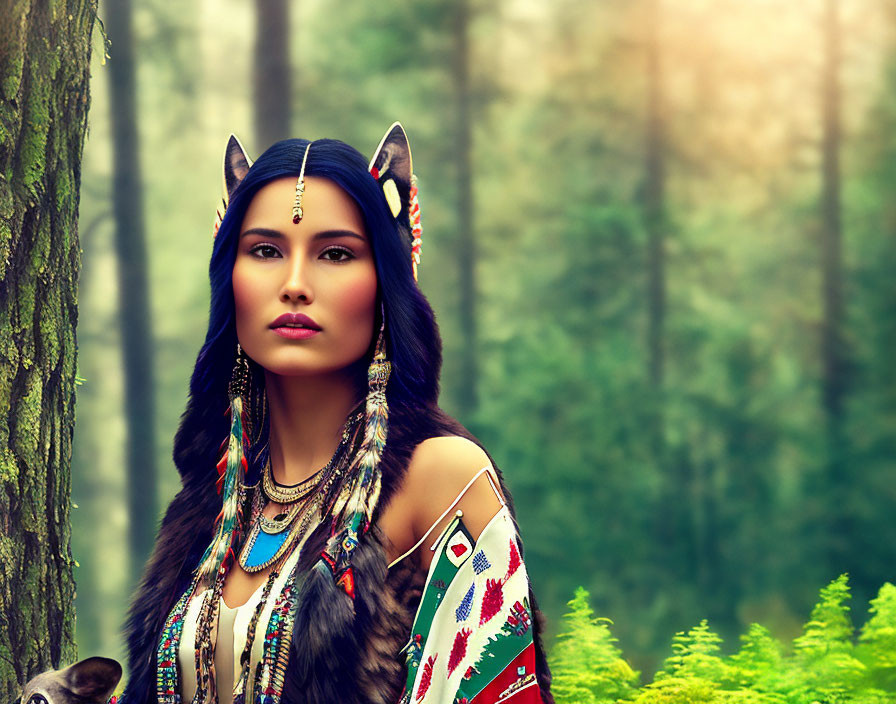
[122,125,554,704]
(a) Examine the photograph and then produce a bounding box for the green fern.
[793,574,854,657]
[660,620,729,682]
[857,582,896,691]
[550,586,639,703]
[786,574,867,702]
[548,577,896,703]
[726,623,784,694]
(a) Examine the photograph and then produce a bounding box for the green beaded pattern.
[156,573,200,703]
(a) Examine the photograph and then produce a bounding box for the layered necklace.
[237,409,364,573]
[157,408,368,704]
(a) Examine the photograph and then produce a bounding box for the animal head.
[17,656,121,704]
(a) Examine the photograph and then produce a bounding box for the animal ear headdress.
[368,122,423,281]
[212,135,253,240]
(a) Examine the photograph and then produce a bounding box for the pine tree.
[550,587,639,704]
[793,574,854,657]
[632,620,730,704]
[857,582,896,691]
[549,580,896,703]
[662,620,729,681]
[726,623,784,691]
[789,574,866,701]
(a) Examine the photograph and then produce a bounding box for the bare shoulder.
[378,435,506,570]
[406,436,504,567]
[406,435,493,486]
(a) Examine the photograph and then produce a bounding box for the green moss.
[0,448,18,484]
[15,268,36,338]
[0,367,14,448]
[0,292,15,392]
[0,221,10,283]
[55,166,71,212]
[43,32,62,78]
[0,0,27,98]
[20,561,43,664]
[30,210,52,276]
[0,172,14,281]
[55,170,73,253]
[39,300,61,372]
[20,71,52,200]
[2,49,23,101]
[14,370,42,461]
[0,172,11,214]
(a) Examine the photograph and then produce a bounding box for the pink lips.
[270,312,321,340]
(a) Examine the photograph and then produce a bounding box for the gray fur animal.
[17,656,121,704]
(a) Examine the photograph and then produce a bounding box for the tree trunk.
[0,0,96,692]
[644,0,669,523]
[453,0,477,419]
[643,0,692,600]
[645,0,666,455]
[820,0,850,571]
[254,0,292,150]
[104,0,158,588]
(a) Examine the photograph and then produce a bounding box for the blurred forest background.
[71,0,896,678]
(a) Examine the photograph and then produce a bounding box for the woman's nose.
[279,256,313,303]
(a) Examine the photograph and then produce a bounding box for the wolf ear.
[367,122,423,280]
[368,122,413,219]
[63,656,122,702]
[223,134,253,207]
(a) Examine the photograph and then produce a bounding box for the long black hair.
[123,135,554,704]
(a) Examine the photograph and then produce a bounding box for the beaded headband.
[213,123,423,280]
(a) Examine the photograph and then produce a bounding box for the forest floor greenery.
[548,575,896,704]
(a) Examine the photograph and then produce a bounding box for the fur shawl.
[121,402,554,704]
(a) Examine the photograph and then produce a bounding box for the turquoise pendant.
[242,528,290,571]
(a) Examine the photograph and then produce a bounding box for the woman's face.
[232,175,378,379]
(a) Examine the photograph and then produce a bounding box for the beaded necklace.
[156,413,365,704]
[239,412,361,573]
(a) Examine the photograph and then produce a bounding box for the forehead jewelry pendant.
[292,142,312,224]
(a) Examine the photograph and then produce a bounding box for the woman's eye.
[321,247,353,262]
[249,244,280,259]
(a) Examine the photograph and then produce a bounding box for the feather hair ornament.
[195,345,250,584]
[409,174,423,281]
[315,315,390,599]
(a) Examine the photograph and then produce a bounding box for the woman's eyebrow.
[311,229,367,243]
[240,227,285,240]
[240,227,366,242]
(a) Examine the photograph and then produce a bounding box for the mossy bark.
[0,0,96,692]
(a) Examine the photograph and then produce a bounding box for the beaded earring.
[316,310,390,598]
[196,342,250,583]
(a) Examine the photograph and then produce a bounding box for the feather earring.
[317,311,390,599]
[196,343,250,584]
